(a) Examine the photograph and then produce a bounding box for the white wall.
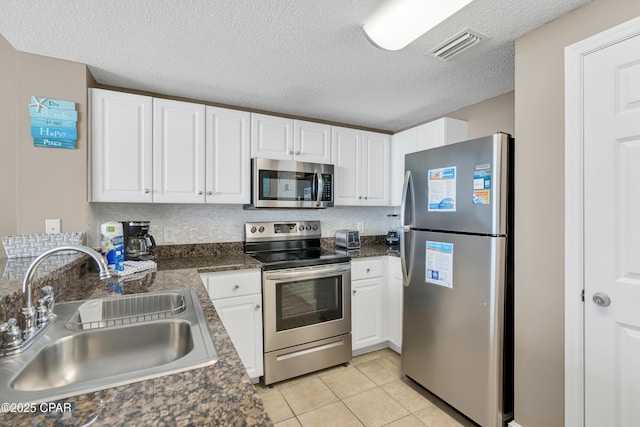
[88,203,397,248]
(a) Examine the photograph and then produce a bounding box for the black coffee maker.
[122,221,156,261]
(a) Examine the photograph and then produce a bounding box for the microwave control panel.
[321,174,332,201]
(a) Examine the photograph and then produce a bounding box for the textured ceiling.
[0,0,590,132]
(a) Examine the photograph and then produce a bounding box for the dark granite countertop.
[0,239,397,426]
[1,254,272,427]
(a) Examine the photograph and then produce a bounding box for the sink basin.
[12,320,194,391]
[0,289,217,403]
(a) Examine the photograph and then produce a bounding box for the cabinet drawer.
[351,258,385,280]
[202,269,261,299]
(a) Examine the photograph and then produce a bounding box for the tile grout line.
[263,349,442,426]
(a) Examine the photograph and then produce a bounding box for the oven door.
[263,262,351,352]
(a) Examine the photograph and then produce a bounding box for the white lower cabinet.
[351,257,387,353]
[387,256,403,353]
[200,269,263,382]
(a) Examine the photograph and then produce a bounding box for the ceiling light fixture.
[363,0,474,51]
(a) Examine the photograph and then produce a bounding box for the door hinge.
[581,289,585,302]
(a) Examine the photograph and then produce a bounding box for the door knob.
[592,292,611,307]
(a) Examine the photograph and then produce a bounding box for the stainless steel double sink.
[0,289,218,403]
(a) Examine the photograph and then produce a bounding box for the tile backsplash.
[88,203,399,249]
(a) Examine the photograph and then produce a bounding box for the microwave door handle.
[314,169,323,207]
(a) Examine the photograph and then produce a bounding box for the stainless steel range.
[244,221,352,385]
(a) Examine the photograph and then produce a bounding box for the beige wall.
[0,36,89,258]
[434,91,515,139]
[0,35,18,258]
[514,1,640,426]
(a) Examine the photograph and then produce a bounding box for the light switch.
[45,219,61,234]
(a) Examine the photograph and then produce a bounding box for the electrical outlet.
[356,222,365,233]
[45,219,61,234]
[164,227,176,243]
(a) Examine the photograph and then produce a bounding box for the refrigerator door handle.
[400,170,415,287]
[400,170,415,229]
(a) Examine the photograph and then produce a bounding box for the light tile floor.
[254,349,476,427]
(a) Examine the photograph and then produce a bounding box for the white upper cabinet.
[153,98,206,203]
[293,119,332,163]
[205,106,251,204]
[362,131,390,206]
[250,113,293,160]
[251,113,331,163]
[332,126,390,206]
[390,117,467,206]
[90,88,153,202]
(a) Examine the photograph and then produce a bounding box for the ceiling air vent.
[429,29,486,60]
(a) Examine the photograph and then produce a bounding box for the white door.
[153,98,206,203]
[205,106,250,204]
[583,33,640,426]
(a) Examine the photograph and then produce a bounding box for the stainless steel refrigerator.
[400,133,514,427]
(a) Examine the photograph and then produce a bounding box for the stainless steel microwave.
[247,158,334,208]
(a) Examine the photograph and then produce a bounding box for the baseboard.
[352,341,389,356]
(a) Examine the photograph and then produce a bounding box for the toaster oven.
[335,230,360,249]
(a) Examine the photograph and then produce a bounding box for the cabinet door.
[294,120,332,164]
[153,98,206,203]
[332,126,362,205]
[250,113,293,160]
[90,88,153,202]
[390,118,468,205]
[352,277,385,351]
[211,294,264,381]
[361,131,390,206]
[387,256,403,352]
[205,106,250,204]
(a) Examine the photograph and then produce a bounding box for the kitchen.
[2,1,640,426]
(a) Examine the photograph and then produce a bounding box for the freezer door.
[404,133,510,235]
[401,230,509,427]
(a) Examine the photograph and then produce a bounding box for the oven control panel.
[245,221,321,242]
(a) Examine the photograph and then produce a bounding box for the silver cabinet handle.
[295,151,301,155]
[593,292,611,307]
[366,268,370,273]
[364,196,368,200]
[233,284,240,291]
[289,150,294,155]
[207,191,213,196]
[352,290,356,295]
[255,304,261,310]
[198,191,204,195]
[144,189,150,194]
[358,196,362,199]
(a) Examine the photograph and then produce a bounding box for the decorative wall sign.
[28,96,78,149]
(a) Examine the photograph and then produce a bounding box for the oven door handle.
[264,263,350,281]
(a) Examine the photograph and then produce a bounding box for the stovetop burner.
[244,221,350,270]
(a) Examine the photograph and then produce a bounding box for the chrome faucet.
[0,245,112,356]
